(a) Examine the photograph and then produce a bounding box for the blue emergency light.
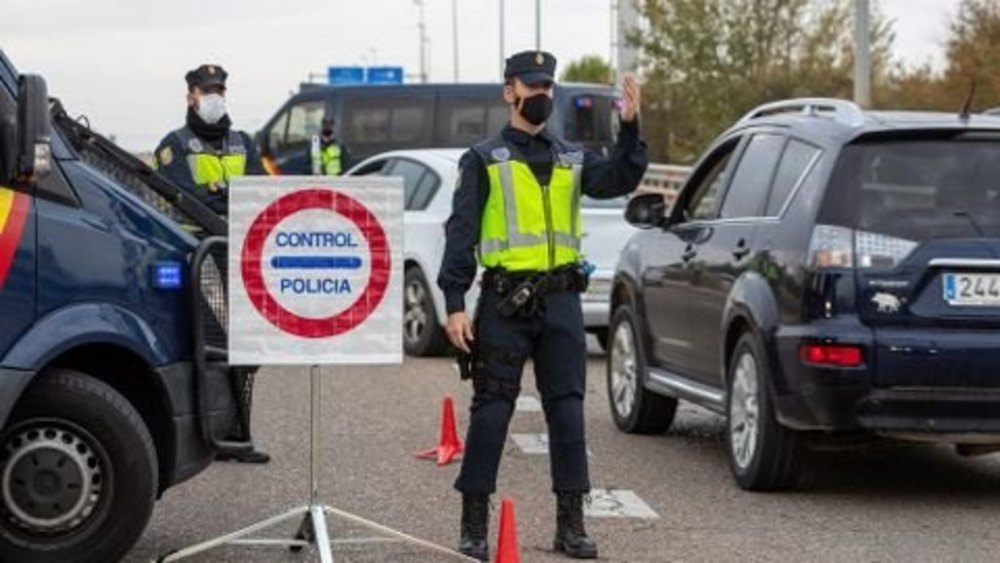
[575,97,594,109]
[151,262,183,290]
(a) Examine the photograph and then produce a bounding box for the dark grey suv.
[609,98,1000,491]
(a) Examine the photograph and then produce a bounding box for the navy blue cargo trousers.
[454,288,590,494]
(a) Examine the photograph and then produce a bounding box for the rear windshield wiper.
[953,210,986,237]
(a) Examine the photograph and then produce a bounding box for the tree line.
[561,0,1000,163]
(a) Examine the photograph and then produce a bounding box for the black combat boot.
[458,494,490,561]
[553,491,598,559]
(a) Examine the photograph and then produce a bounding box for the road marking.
[585,489,659,519]
[509,433,591,456]
[515,396,542,412]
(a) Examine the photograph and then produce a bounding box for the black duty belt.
[481,266,586,296]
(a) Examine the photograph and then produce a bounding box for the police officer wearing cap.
[153,64,266,216]
[310,117,351,176]
[153,64,270,465]
[438,50,647,560]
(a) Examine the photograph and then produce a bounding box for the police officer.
[438,50,647,560]
[310,117,350,176]
[154,64,270,464]
[153,64,266,216]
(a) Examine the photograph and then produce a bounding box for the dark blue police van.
[258,82,622,174]
[0,51,246,562]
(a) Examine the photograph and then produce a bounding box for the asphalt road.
[126,342,1000,562]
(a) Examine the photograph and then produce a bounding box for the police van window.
[391,104,430,145]
[565,94,614,145]
[267,110,289,154]
[348,99,390,143]
[285,100,325,149]
[438,99,509,146]
[487,105,508,135]
[719,133,785,219]
[765,139,821,216]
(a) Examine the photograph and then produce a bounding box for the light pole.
[452,0,460,82]
[499,0,506,79]
[854,0,871,107]
[535,0,541,49]
[414,0,428,83]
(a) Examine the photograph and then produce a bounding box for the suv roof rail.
[738,98,866,127]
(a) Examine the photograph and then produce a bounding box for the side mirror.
[624,192,667,229]
[15,74,52,185]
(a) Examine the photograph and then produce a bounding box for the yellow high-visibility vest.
[474,136,583,272]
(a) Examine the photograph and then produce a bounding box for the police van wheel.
[404,267,447,357]
[0,369,157,563]
[607,306,677,434]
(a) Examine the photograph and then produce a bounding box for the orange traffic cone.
[495,497,521,563]
[414,396,464,466]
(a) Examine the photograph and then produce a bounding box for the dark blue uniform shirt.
[438,119,649,314]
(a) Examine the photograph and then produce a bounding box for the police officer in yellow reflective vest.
[153,64,266,216]
[153,64,270,465]
[438,50,647,560]
[311,117,350,176]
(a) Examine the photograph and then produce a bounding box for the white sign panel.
[228,176,403,365]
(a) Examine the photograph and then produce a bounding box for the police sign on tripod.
[158,176,472,562]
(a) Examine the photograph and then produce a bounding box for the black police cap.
[504,50,557,85]
[185,64,228,90]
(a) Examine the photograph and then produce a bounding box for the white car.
[347,149,636,356]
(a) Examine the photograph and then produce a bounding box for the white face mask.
[196,93,227,124]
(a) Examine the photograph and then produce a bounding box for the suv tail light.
[808,225,917,270]
[800,344,864,367]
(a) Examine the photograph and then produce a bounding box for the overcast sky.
[3,0,961,151]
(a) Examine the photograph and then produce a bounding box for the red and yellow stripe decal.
[0,187,31,289]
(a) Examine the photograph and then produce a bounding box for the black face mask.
[321,128,334,139]
[516,93,553,126]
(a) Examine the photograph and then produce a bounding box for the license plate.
[943,273,1000,306]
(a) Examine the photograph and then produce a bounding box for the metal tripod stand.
[157,365,474,562]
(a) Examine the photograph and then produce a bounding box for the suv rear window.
[820,140,1000,240]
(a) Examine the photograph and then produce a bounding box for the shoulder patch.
[158,146,173,166]
[490,147,511,162]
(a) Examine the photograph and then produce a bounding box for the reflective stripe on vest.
[175,128,247,190]
[479,158,583,271]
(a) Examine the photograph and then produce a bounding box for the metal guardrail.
[639,163,691,205]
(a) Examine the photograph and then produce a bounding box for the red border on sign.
[240,188,391,338]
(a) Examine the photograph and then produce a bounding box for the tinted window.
[821,140,1000,240]
[351,158,391,176]
[684,139,740,221]
[391,105,429,144]
[385,159,430,211]
[565,94,615,146]
[437,98,508,146]
[347,98,390,143]
[267,110,289,154]
[285,100,325,148]
[720,134,784,219]
[766,139,820,216]
[410,169,441,211]
[346,95,432,146]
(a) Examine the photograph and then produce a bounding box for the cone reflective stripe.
[495,497,520,563]
[414,396,464,466]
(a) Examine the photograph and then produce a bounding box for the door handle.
[682,245,697,262]
[733,239,750,260]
